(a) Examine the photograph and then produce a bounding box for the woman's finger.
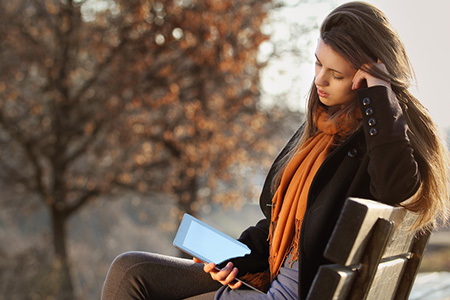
[216,266,239,286]
[222,267,240,287]
[352,62,391,89]
[352,69,366,90]
[204,262,217,274]
[193,257,203,264]
[228,278,243,290]
[213,262,234,281]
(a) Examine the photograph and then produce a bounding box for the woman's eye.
[333,74,344,80]
[315,61,322,67]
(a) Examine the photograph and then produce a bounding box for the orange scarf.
[268,107,361,279]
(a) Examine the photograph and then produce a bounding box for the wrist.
[367,78,391,89]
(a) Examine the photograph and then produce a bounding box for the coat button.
[365,108,374,116]
[369,128,378,136]
[368,118,377,126]
[348,148,358,158]
[362,97,371,106]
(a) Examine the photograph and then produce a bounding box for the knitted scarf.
[240,107,361,292]
[268,106,361,279]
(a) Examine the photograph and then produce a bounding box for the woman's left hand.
[352,59,391,90]
[193,257,243,289]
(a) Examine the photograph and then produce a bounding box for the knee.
[102,251,148,299]
[108,251,144,275]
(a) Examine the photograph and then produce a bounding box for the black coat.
[234,86,421,299]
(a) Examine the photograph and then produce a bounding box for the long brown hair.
[273,1,449,230]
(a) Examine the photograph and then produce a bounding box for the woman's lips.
[317,88,329,98]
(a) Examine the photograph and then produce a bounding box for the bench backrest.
[306,197,431,300]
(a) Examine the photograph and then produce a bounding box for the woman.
[101,2,449,299]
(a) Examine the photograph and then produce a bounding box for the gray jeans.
[101,251,222,300]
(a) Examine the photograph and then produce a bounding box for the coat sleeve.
[357,86,421,204]
[218,218,270,276]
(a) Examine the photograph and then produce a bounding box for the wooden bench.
[306,197,431,300]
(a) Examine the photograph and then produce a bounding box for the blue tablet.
[173,213,250,265]
[173,213,264,293]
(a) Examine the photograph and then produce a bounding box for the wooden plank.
[381,209,418,259]
[324,198,411,266]
[306,265,356,300]
[308,198,427,300]
[394,230,431,300]
[365,258,408,300]
[348,218,394,300]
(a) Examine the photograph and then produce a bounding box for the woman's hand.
[193,258,242,289]
[352,59,391,90]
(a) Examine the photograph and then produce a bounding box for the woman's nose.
[315,70,328,87]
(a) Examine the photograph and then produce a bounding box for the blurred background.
[0,0,449,299]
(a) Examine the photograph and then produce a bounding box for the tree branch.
[72,25,132,102]
[65,189,100,217]
[0,113,49,201]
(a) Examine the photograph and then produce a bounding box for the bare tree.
[0,0,287,298]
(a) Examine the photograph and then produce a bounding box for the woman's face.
[314,39,357,107]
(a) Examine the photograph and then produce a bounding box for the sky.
[262,0,450,131]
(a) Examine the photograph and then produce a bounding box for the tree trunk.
[51,206,76,300]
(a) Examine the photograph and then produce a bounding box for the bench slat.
[324,198,418,266]
[394,231,431,300]
[348,218,394,300]
[307,198,428,300]
[366,258,408,300]
[306,265,356,300]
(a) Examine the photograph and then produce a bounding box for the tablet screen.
[173,214,251,265]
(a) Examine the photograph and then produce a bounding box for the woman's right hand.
[193,258,242,289]
[352,59,391,90]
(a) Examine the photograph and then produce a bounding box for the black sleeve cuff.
[357,86,409,151]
